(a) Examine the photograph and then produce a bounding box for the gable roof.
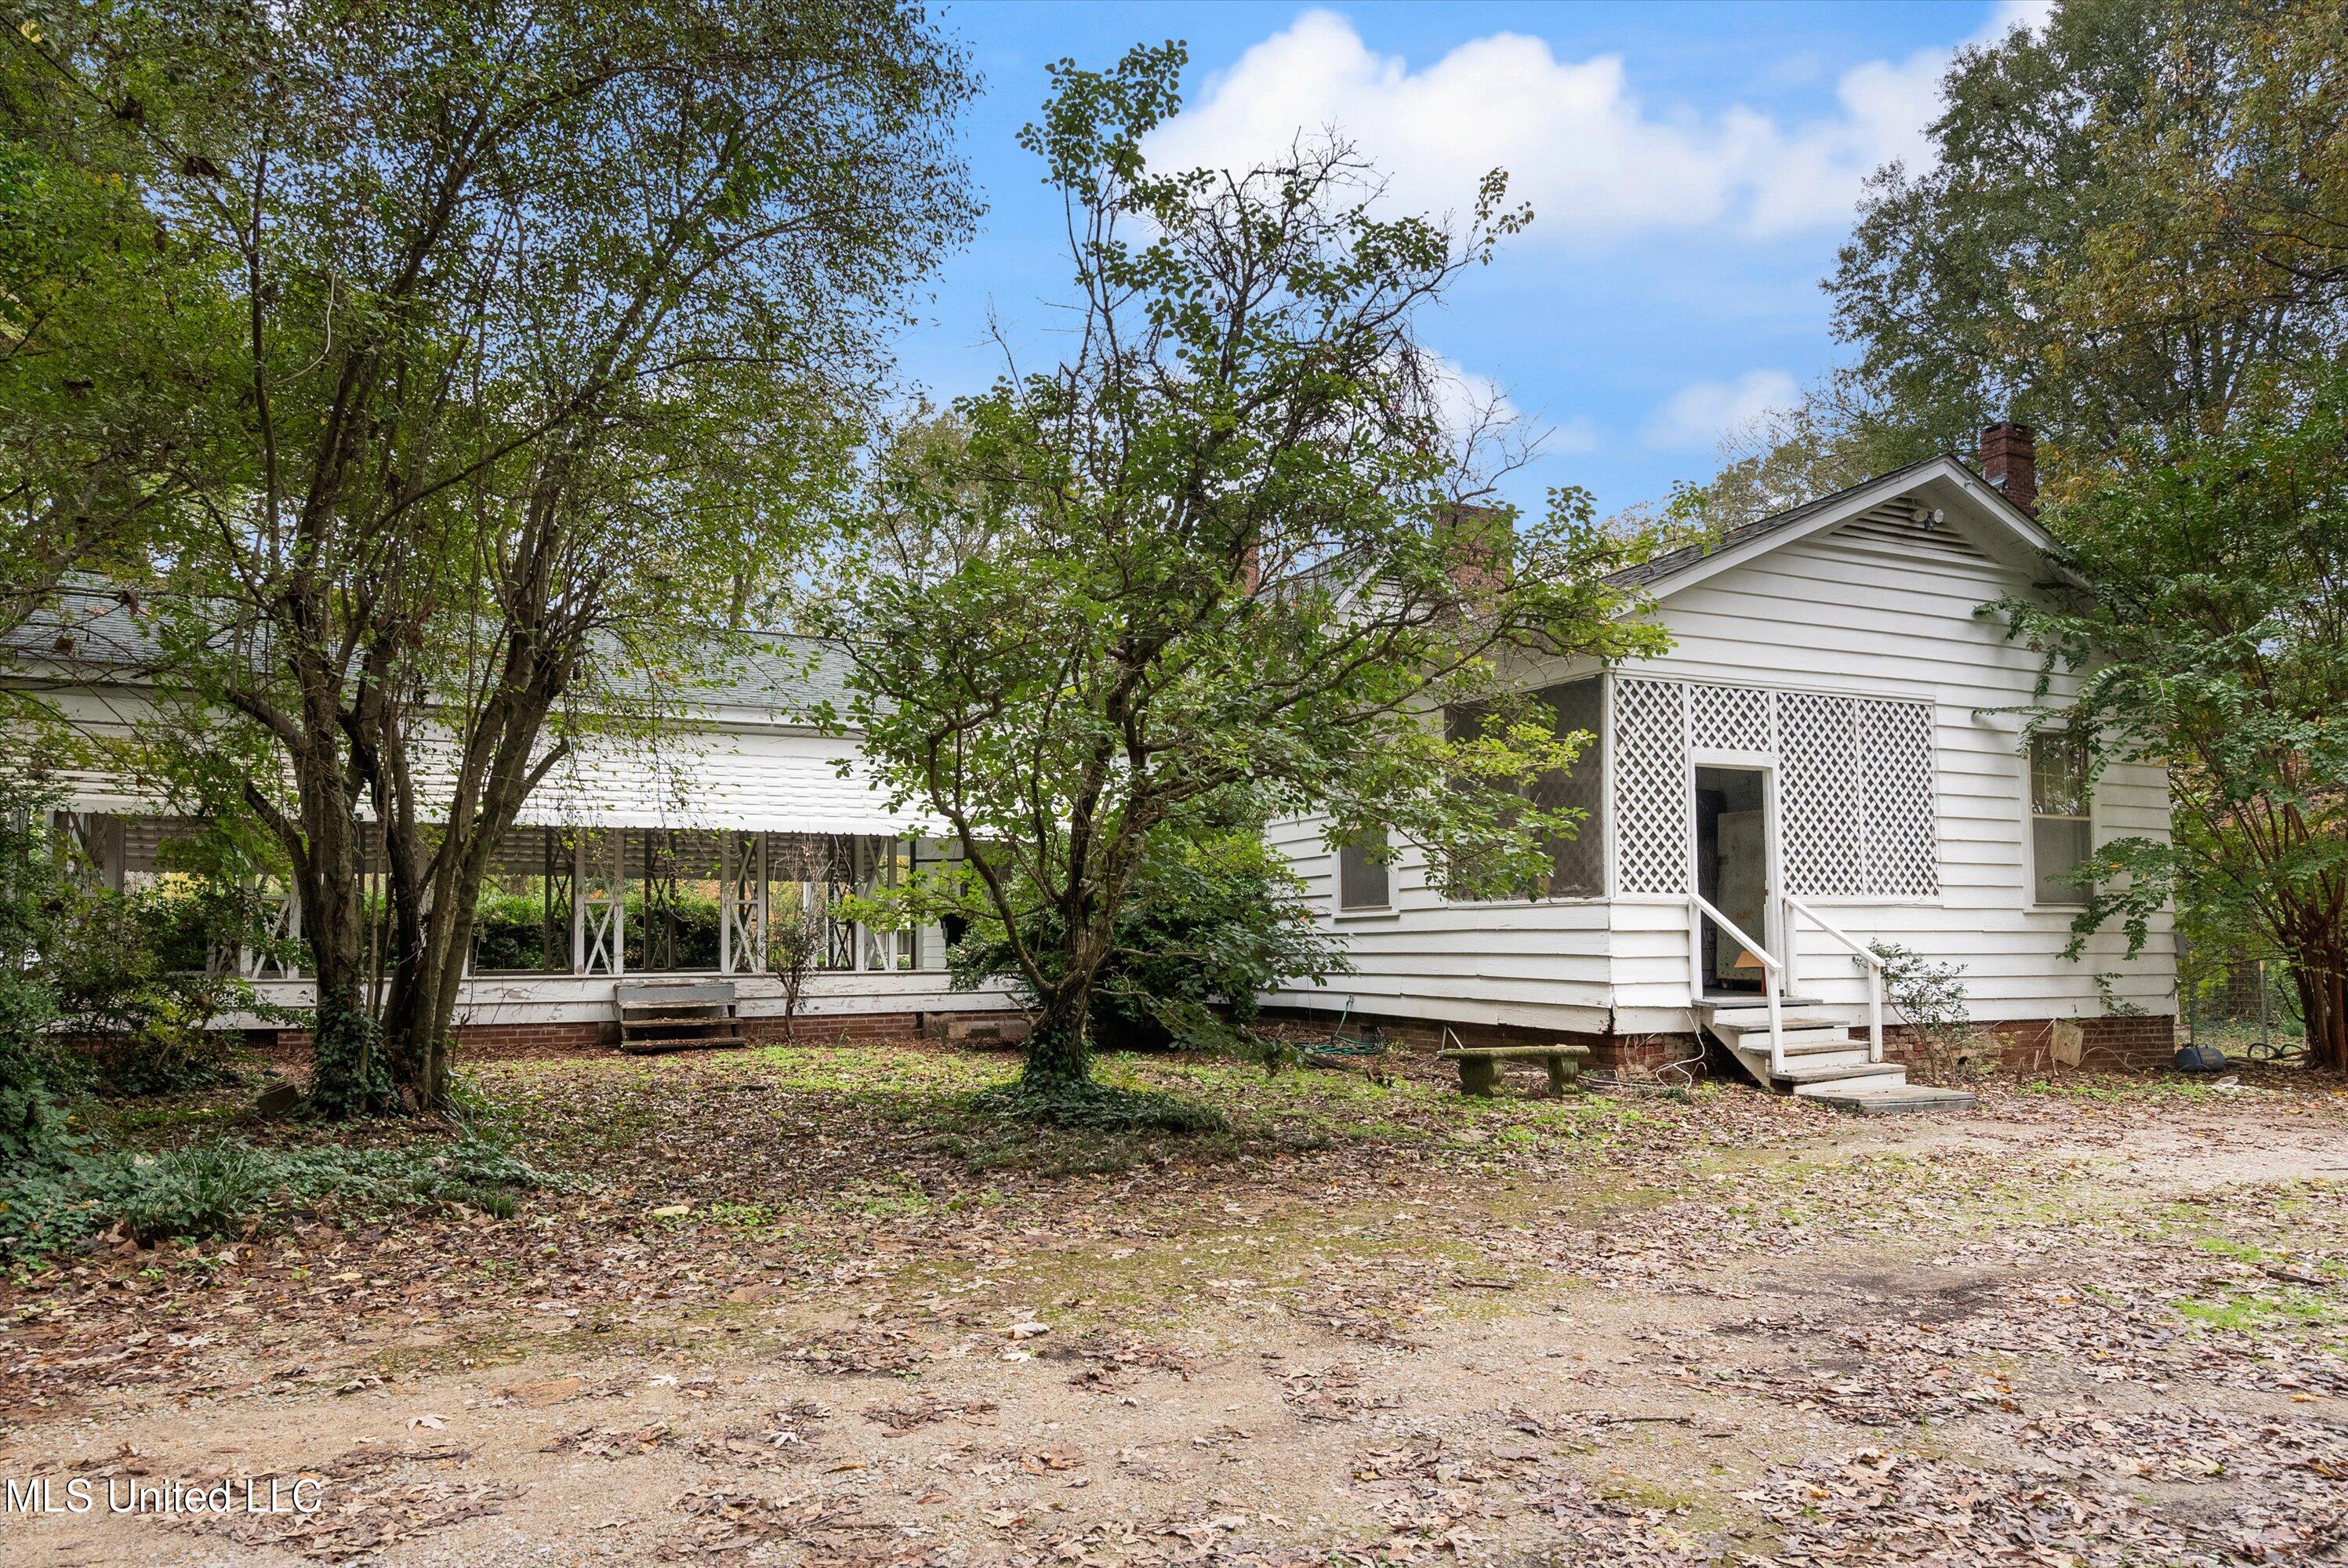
[1606,452,2054,600]
[0,577,855,724]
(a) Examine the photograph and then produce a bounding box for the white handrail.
[1779,891,1885,1065]
[1687,892,1785,1076]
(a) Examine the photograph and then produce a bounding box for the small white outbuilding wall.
[1264,459,2176,1039]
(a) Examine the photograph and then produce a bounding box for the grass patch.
[2011,1074,2224,1103]
[964,1076,1228,1134]
[2176,1288,2341,1333]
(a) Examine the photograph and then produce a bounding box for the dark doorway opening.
[1695,766,1770,996]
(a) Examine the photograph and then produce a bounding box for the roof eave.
[1632,456,2055,602]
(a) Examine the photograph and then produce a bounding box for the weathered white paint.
[443,726,938,837]
[19,662,1000,1027]
[220,968,1018,1032]
[1267,463,2176,1036]
[22,678,929,836]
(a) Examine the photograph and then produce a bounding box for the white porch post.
[1686,899,1704,1001]
[241,879,302,980]
[571,833,586,973]
[576,829,625,975]
[609,829,626,976]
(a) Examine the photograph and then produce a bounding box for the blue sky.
[894,1,2041,520]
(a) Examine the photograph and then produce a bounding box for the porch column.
[575,829,625,975]
[571,833,586,973]
[720,831,768,975]
[240,878,302,980]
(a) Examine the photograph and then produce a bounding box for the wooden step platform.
[617,980,746,1054]
[1802,1083,1978,1116]
[1697,996,1969,1113]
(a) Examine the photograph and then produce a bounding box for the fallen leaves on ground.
[169,1445,517,1560]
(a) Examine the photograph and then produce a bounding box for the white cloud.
[1140,8,2009,243]
[1426,351,1519,440]
[1641,370,1798,450]
[1548,416,1599,455]
[1980,0,2056,41]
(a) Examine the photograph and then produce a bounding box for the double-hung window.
[2028,731,2093,906]
[1338,829,1392,911]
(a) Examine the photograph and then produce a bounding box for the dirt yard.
[3,1043,2345,1567]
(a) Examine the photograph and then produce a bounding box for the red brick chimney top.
[1980,421,2037,517]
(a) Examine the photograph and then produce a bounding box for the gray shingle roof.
[2,578,855,720]
[2,579,171,670]
[601,633,857,717]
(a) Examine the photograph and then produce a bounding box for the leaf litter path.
[3,1047,2346,1567]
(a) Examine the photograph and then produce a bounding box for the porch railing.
[1686,893,1786,1076]
[1777,892,1885,1064]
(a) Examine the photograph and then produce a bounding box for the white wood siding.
[1263,812,1616,1033]
[27,679,925,835]
[1266,492,2176,1032]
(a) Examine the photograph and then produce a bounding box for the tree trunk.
[376,797,510,1116]
[379,899,472,1116]
[296,796,391,1118]
[1022,988,1094,1085]
[367,639,565,1116]
[2288,927,2348,1074]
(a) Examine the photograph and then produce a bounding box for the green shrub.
[470,891,569,972]
[469,889,726,973]
[111,1142,274,1240]
[950,826,1346,1057]
[0,762,75,1160]
[47,882,273,1095]
[0,1134,553,1259]
[626,892,721,971]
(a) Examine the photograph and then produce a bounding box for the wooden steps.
[1697,996,1968,1112]
[617,980,746,1054]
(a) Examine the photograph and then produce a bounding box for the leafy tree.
[0,751,74,1160]
[815,45,1665,1093]
[949,816,1348,1057]
[1829,0,2348,493]
[1676,0,2348,526]
[17,0,976,1114]
[1994,372,2348,1073]
[0,21,245,642]
[768,901,826,1044]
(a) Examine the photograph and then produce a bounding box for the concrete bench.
[1435,1043,1591,1098]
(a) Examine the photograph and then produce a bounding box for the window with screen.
[1533,677,1605,896]
[1442,677,1605,900]
[2029,731,2092,906]
[1338,829,1392,911]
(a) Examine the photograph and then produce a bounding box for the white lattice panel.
[1860,700,1938,898]
[1612,678,1689,893]
[1780,691,1863,898]
[1689,682,1773,751]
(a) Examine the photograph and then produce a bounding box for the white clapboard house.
[10,597,1014,1049]
[1265,426,2178,1103]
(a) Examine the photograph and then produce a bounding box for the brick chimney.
[1436,504,1512,603]
[1980,422,2037,517]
